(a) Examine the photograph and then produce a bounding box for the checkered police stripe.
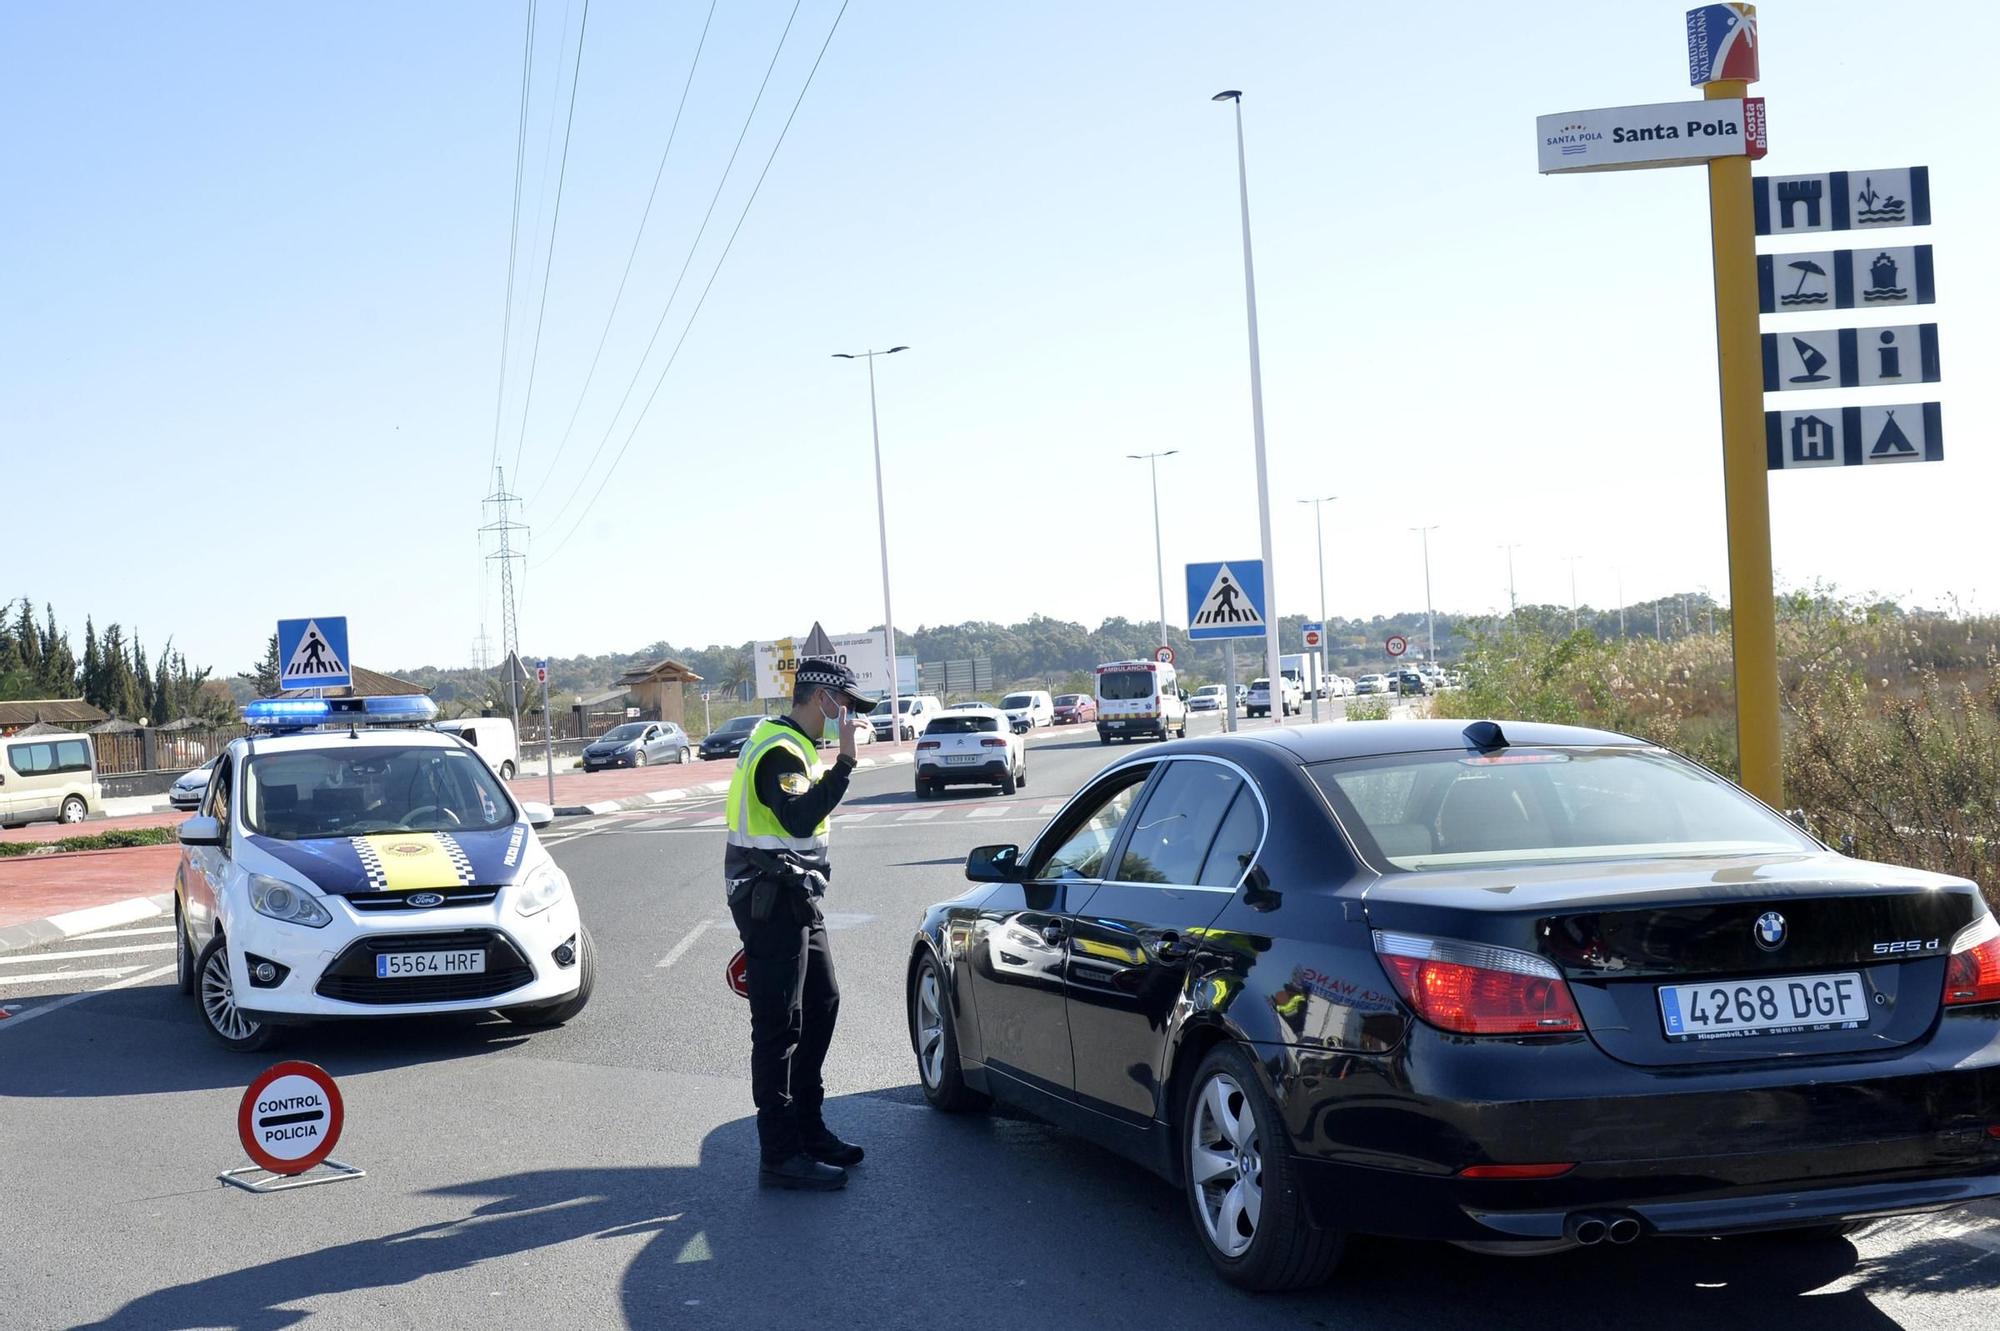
[352,837,388,890]
[439,834,477,886]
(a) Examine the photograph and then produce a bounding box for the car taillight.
[1456,1162,1575,1179]
[1372,931,1583,1035]
[916,741,940,751]
[980,738,1007,748]
[1943,914,2000,1007]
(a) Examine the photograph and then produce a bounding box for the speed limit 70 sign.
[1386,635,1409,658]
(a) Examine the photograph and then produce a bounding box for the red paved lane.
[0,846,180,930]
[0,810,190,846]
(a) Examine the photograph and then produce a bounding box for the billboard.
[754,629,915,701]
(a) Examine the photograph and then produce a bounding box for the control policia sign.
[221,1061,363,1192]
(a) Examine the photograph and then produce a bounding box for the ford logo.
[407,892,446,908]
[1753,911,1788,951]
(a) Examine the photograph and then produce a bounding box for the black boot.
[760,1153,847,1191]
[802,1125,865,1167]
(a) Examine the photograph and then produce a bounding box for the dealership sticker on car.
[377,950,485,978]
[1658,971,1869,1041]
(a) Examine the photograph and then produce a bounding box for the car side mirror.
[520,802,556,830]
[178,816,222,847]
[965,843,1023,883]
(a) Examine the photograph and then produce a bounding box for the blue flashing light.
[245,695,437,730]
[244,699,331,730]
[360,695,438,722]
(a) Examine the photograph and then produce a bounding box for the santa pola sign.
[1538,97,1766,174]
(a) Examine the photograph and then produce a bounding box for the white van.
[0,731,104,827]
[998,689,1054,731]
[436,717,520,780]
[869,695,943,742]
[1093,660,1188,744]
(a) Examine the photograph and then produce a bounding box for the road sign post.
[1302,622,1324,723]
[220,1061,363,1193]
[1223,640,1238,733]
[538,659,554,806]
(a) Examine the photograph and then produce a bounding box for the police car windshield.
[242,745,515,841]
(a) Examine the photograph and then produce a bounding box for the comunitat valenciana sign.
[1538,97,1766,174]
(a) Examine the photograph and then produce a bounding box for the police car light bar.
[244,695,439,731]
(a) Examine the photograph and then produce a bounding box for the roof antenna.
[1463,720,1508,751]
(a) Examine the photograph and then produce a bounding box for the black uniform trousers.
[730,896,840,1161]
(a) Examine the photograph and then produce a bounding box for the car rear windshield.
[1097,670,1156,701]
[1308,747,1813,871]
[926,715,999,735]
[243,745,515,841]
[1001,694,1035,708]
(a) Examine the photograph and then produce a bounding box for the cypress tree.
[81,618,103,710]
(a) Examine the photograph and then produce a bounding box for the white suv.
[914,708,1026,796]
[1245,676,1302,718]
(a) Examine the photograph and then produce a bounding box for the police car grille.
[315,929,534,1005]
[346,888,500,912]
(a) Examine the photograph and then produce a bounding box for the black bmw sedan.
[905,720,2000,1290]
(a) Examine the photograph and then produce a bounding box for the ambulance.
[1092,660,1189,745]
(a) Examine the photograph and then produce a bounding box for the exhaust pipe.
[1566,1214,1609,1246]
[1606,1216,1642,1245]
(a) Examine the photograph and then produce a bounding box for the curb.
[0,893,171,958]
[0,843,181,864]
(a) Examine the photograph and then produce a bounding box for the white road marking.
[897,810,941,822]
[691,816,726,828]
[967,807,1010,819]
[0,942,173,965]
[0,963,178,1030]
[0,965,146,986]
[625,816,682,830]
[69,925,176,941]
[656,920,715,969]
[1038,803,1066,815]
[831,813,874,824]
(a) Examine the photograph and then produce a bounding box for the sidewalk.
[0,810,190,846]
[505,749,915,817]
[0,847,178,949]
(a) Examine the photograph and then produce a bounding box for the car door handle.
[1040,921,1068,945]
[1153,931,1192,961]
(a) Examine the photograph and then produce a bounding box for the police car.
[172,696,593,1050]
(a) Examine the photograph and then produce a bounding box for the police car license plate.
[377,949,486,979]
[1657,971,1868,1041]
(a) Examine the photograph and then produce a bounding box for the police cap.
[795,659,873,713]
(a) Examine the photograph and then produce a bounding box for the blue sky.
[3,1,1993,676]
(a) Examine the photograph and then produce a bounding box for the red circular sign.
[1386,635,1409,658]
[726,948,750,998]
[1154,646,1176,665]
[1302,629,1323,648]
[237,1060,344,1176]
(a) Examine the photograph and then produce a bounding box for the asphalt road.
[2,714,1996,1330]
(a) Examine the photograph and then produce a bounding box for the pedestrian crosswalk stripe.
[691,815,726,828]
[897,810,941,821]
[70,925,175,941]
[0,965,145,985]
[832,813,874,824]
[967,807,1009,818]
[0,942,173,965]
[627,816,680,830]
[1038,803,1066,815]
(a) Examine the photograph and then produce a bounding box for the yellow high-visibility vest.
[725,719,830,861]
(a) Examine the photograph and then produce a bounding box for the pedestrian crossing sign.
[278,617,351,691]
[1185,561,1267,641]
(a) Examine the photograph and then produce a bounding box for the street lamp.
[1128,450,1179,652]
[832,346,909,742]
[1214,90,1284,719]
[1498,543,1521,621]
[1410,525,1438,665]
[1299,495,1336,722]
[1565,554,1584,632]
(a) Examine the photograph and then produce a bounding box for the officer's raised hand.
[836,703,861,762]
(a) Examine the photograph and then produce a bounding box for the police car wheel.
[195,936,276,1052]
[909,954,985,1113]
[501,925,596,1027]
[1182,1043,1343,1290]
[174,897,195,996]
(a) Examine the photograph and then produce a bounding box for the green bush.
[0,826,180,857]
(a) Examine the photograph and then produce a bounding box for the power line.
[485,0,541,480]
[535,0,850,568]
[528,0,719,508]
[507,0,593,486]
[536,0,807,542]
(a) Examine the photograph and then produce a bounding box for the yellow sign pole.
[1703,77,1783,806]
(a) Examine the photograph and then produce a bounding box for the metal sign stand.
[219,1159,366,1194]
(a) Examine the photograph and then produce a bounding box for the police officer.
[723,659,873,1190]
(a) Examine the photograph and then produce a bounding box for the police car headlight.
[248,874,332,929]
[514,862,568,917]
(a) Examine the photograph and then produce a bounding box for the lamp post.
[1299,494,1336,722]
[831,346,908,743]
[1128,450,1179,652]
[1410,525,1438,665]
[1498,543,1520,621]
[1214,90,1283,719]
[1565,554,1584,632]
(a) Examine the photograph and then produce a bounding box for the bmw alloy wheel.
[915,968,946,1088]
[1190,1071,1263,1259]
[200,942,259,1044]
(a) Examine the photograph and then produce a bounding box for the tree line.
[0,598,235,726]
